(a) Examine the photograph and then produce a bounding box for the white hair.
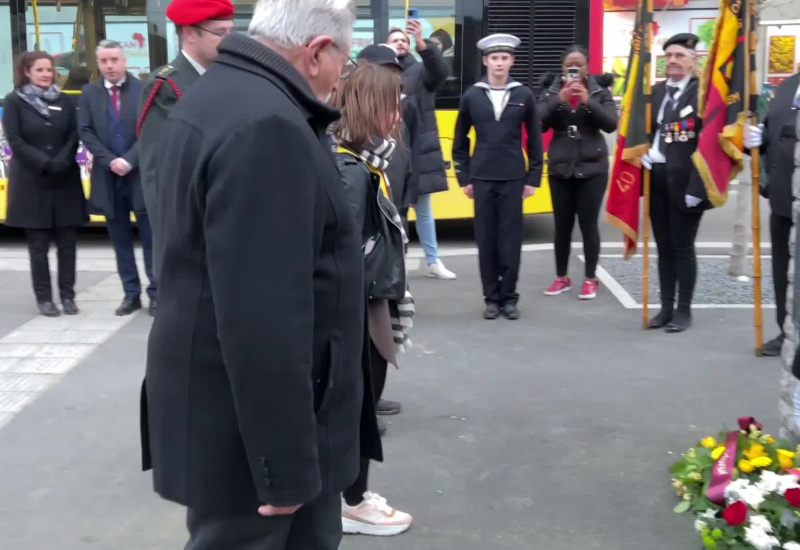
[248,0,355,49]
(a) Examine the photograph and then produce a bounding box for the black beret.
[663,33,699,51]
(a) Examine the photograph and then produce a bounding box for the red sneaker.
[544,277,571,296]
[579,278,599,300]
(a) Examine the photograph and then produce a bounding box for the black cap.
[663,33,699,51]
[356,44,402,71]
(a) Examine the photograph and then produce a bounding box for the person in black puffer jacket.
[387,21,456,280]
[537,45,618,301]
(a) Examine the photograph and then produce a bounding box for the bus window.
[388,0,460,109]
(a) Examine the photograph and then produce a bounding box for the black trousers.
[184,491,342,550]
[25,227,78,303]
[343,340,387,506]
[549,174,607,279]
[771,213,792,336]
[473,179,525,304]
[650,164,703,311]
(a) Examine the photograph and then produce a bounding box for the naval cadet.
[641,33,712,333]
[452,33,543,320]
[137,0,234,278]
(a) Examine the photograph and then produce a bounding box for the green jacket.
[138,52,201,277]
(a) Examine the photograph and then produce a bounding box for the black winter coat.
[537,75,618,180]
[142,33,375,514]
[399,42,449,195]
[2,91,87,229]
[385,95,422,209]
[761,73,799,219]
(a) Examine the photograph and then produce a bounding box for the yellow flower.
[738,459,755,473]
[778,449,796,469]
[751,456,773,468]
[744,443,766,460]
[701,437,718,449]
[711,446,726,461]
[766,436,776,444]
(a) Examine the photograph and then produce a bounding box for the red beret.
[166,0,234,26]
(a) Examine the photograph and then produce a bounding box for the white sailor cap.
[476,33,521,55]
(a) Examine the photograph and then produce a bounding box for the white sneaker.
[342,491,413,536]
[426,259,457,280]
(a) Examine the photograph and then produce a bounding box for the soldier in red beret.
[136,0,234,286]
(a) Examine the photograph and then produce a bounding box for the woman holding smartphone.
[536,45,618,300]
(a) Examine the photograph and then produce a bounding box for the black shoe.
[665,309,692,333]
[377,399,402,416]
[483,303,501,320]
[148,299,157,317]
[378,417,387,436]
[38,301,60,317]
[502,302,520,320]
[62,299,79,315]
[762,335,784,357]
[647,309,673,329]
[115,296,142,316]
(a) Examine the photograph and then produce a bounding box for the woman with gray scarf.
[2,51,87,317]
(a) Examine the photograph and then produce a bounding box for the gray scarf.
[17,84,61,118]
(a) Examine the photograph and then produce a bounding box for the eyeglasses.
[330,42,358,78]
[193,25,232,38]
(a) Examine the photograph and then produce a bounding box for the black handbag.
[363,171,407,301]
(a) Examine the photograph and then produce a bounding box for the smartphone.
[566,67,581,83]
[407,8,419,19]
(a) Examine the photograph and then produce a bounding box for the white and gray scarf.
[17,84,61,118]
[354,136,397,171]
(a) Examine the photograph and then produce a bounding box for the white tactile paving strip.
[0,274,141,431]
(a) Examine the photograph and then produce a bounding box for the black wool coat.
[2,91,87,228]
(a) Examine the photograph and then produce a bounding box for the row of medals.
[664,121,695,144]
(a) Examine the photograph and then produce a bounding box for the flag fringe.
[604,212,638,259]
[621,143,650,164]
[691,112,746,208]
[697,0,728,117]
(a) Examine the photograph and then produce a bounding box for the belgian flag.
[605,1,653,259]
[692,0,757,207]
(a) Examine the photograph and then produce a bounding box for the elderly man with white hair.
[140,1,379,548]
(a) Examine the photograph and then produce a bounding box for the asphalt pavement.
[0,189,783,550]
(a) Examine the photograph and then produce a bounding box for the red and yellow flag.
[692,0,756,207]
[605,1,652,259]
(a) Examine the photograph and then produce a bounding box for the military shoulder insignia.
[157,65,176,78]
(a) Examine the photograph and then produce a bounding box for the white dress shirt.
[648,74,692,164]
[182,50,206,75]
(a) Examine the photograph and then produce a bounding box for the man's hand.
[463,184,474,199]
[407,20,426,51]
[110,158,131,177]
[641,154,653,170]
[743,124,763,149]
[258,504,302,517]
[523,185,536,199]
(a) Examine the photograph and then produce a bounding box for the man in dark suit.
[641,33,712,333]
[137,0,234,278]
[141,0,374,547]
[79,40,155,316]
[745,72,800,355]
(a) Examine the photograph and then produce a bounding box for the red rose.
[786,488,800,507]
[722,501,748,526]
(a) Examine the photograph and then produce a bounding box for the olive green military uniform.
[138,52,201,277]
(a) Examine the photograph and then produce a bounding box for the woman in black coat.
[2,51,88,316]
[537,45,618,301]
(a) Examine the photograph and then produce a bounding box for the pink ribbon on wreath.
[706,417,763,505]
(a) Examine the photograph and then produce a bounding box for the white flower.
[749,515,773,533]
[736,486,767,510]
[744,525,780,550]
[726,479,753,501]
[699,509,718,520]
[694,520,707,532]
[777,474,800,496]
[784,542,800,550]
[757,471,783,494]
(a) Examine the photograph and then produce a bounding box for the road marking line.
[0,274,143,431]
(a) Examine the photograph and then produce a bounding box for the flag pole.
[642,0,654,328]
[747,0,764,356]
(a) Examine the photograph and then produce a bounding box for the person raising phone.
[536,45,618,300]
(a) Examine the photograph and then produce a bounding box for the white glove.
[641,154,653,170]
[743,124,763,149]
[685,195,703,208]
